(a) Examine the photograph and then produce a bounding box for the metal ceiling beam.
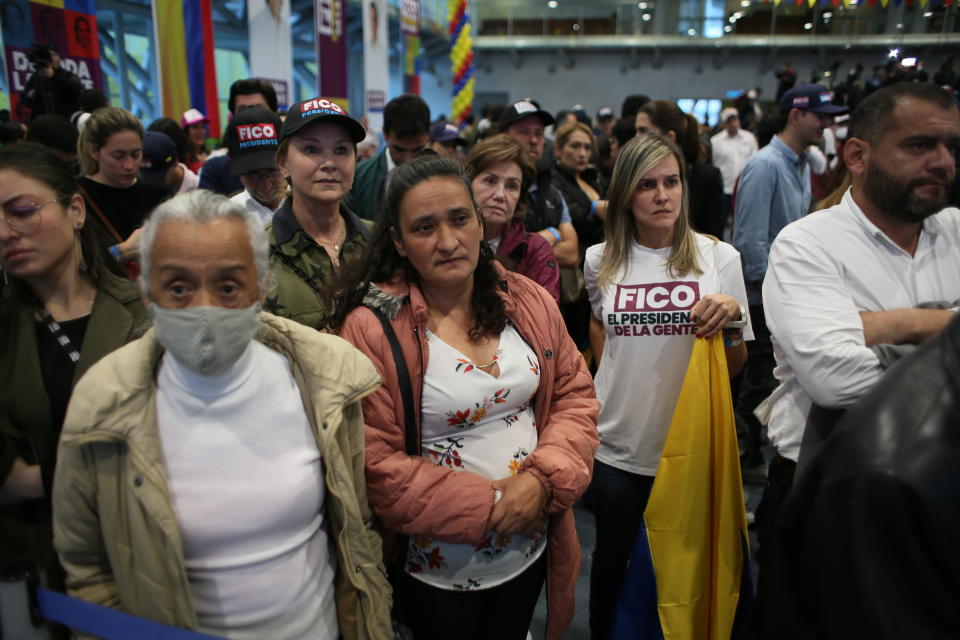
[475,33,960,50]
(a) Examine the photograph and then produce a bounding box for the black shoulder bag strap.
[363,304,417,456]
[364,304,417,640]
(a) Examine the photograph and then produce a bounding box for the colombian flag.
[611,335,752,639]
[152,0,220,137]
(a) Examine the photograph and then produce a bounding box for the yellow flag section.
[643,334,750,639]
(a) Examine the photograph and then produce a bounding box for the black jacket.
[552,164,605,251]
[763,312,960,639]
[23,68,82,121]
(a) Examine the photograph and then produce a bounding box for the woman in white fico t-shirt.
[583,132,753,640]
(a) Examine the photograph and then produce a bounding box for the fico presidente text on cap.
[281,97,367,144]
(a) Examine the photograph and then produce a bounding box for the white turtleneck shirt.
[156,340,338,640]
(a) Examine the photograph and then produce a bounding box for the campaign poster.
[315,0,348,110]
[2,0,104,122]
[248,0,292,112]
[362,0,387,132]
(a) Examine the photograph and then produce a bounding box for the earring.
[76,230,88,273]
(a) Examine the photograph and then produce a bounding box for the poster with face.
[3,0,104,122]
[362,0,387,131]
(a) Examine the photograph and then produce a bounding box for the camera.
[27,44,53,68]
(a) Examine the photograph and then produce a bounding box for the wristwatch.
[725,305,747,330]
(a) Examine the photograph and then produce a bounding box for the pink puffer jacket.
[340,266,599,639]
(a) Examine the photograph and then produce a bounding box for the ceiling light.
[547,0,558,8]
[888,48,900,58]
[924,11,933,17]
[803,22,812,30]
[687,28,696,36]
[740,0,750,6]
[724,25,732,33]
[642,13,652,21]
[823,11,832,18]
[638,2,647,8]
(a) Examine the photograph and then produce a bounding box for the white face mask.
[150,302,261,376]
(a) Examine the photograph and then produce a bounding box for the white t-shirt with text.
[585,234,753,476]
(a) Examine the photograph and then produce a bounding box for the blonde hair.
[597,133,705,290]
[554,122,595,155]
[77,107,143,176]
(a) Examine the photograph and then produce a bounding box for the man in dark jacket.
[763,311,960,639]
[346,94,429,220]
[21,44,82,121]
[500,98,578,269]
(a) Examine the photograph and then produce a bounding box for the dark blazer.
[763,313,960,639]
[346,148,389,221]
[687,163,724,238]
[0,270,149,578]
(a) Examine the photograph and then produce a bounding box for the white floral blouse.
[406,324,547,591]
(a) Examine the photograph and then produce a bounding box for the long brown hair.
[597,133,704,290]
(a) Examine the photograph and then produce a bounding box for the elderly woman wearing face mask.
[52,190,393,640]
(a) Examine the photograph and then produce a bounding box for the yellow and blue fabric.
[447,0,474,124]
[153,0,219,137]
[611,335,752,640]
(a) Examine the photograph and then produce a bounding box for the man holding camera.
[22,43,82,122]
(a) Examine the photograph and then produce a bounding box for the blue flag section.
[611,336,753,640]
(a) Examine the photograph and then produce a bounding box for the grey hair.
[138,189,270,294]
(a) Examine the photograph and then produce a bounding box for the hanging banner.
[152,0,191,122]
[401,0,420,94]
[183,0,220,137]
[248,0,292,112]
[3,0,105,122]
[315,0,348,110]
[363,0,387,132]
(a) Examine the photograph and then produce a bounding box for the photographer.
[22,43,82,122]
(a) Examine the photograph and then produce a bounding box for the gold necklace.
[314,222,346,252]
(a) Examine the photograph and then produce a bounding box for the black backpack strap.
[364,304,418,456]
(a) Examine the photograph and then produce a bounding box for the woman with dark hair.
[636,100,724,238]
[583,133,751,640]
[464,134,560,302]
[330,154,599,640]
[265,96,370,330]
[0,142,148,627]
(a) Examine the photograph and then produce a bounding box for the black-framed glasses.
[0,198,59,234]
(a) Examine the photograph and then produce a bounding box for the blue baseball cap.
[429,121,466,145]
[281,97,366,143]
[778,84,848,116]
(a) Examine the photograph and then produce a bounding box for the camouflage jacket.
[265,198,372,330]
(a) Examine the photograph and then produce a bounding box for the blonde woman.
[583,133,752,640]
[77,107,171,262]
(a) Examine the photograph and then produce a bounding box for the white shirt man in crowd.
[753,82,960,631]
[710,107,757,236]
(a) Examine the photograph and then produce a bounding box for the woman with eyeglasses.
[0,143,148,624]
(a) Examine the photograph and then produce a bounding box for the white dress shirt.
[762,189,960,462]
[230,189,277,227]
[710,128,758,195]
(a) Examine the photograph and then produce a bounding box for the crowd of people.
[2,49,960,640]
